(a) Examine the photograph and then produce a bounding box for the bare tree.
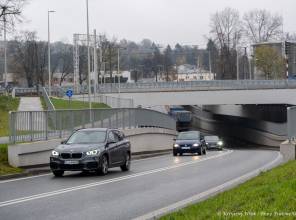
[210,8,242,79]
[243,9,283,43]
[0,0,27,29]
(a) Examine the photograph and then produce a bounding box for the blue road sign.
[66,89,73,98]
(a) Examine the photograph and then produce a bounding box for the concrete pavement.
[0,149,281,220]
[17,97,43,111]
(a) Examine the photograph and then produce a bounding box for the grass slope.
[0,144,22,175]
[161,160,296,220]
[50,98,109,110]
[0,96,20,137]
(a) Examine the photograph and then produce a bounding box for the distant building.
[176,64,215,81]
[252,41,296,79]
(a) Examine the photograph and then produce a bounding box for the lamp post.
[48,10,55,96]
[86,0,92,119]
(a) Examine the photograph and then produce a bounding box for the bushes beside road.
[161,160,296,220]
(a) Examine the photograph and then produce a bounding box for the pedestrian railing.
[41,87,55,110]
[9,108,176,143]
[13,87,39,97]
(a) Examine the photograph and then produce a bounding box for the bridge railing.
[9,108,176,143]
[93,80,296,93]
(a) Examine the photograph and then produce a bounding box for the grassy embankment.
[161,160,296,220]
[0,96,20,137]
[42,97,109,110]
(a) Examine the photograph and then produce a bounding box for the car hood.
[175,140,201,145]
[55,143,105,153]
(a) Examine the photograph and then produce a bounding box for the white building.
[177,64,214,81]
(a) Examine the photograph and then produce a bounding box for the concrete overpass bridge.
[93,80,296,107]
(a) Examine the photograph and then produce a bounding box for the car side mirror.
[61,140,67,144]
[107,139,116,145]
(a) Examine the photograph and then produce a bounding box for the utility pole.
[3,13,7,88]
[48,10,55,96]
[117,47,121,98]
[93,29,98,100]
[86,0,92,120]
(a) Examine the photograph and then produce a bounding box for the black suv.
[50,128,131,177]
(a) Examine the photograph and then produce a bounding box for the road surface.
[0,149,281,220]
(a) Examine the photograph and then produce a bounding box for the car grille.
[180,144,192,147]
[60,164,84,170]
[61,153,83,159]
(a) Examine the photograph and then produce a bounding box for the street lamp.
[86,0,92,118]
[48,10,55,96]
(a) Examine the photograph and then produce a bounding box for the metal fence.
[72,94,134,108]
[287,106,296,141]
[9,108,176,143]
[12,87,38,97]
[93,80,296,93]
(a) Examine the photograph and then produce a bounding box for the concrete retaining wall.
[280,141,296,162]
[8,128,177,168]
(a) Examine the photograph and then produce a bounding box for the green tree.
[255,46,285,79]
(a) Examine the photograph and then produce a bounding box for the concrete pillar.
[280,140,296,162]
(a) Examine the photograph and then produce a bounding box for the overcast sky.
[16,0,296,47]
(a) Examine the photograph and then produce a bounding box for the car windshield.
[67,131,106,144]
[177,131,200,140]
[205,136,219,142]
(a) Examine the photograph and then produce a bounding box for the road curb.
[0,150,172,181]
[133,152,283,220]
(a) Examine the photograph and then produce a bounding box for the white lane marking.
[0,173,52,184]
[0,150,233,208]
[133,152,282,220]
[0,154,171,184]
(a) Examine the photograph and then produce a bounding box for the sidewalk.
[18,97,43,111]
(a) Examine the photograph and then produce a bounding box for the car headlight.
[86,150,100,156]
[52,150,59,156]
[174,144,179,148]
[218,141,223,146]
[193,143,199,147]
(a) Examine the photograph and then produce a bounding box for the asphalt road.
[0,149,281,220]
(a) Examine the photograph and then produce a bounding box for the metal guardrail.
[72,94,134,108]
[92,80,296,93]
[287,106,296,141]
[13,87,38,96]
[9,108,176,143]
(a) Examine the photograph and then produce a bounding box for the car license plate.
[182,147,190,150]
[64,160,79,165]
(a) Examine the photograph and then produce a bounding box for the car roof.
[76,128,109,132]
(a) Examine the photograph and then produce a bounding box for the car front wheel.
[97,155,108,175]
[121,153,131,171]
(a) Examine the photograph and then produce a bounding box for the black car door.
[107,131,120,165]
[113,130,126,162]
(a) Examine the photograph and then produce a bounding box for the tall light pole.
[86,0,92,119]
[3,14,7,88]
[48,10,55,96]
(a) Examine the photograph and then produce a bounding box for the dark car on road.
[204,136,224,150]
[50,128,131,177]
[173,131,207,156]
